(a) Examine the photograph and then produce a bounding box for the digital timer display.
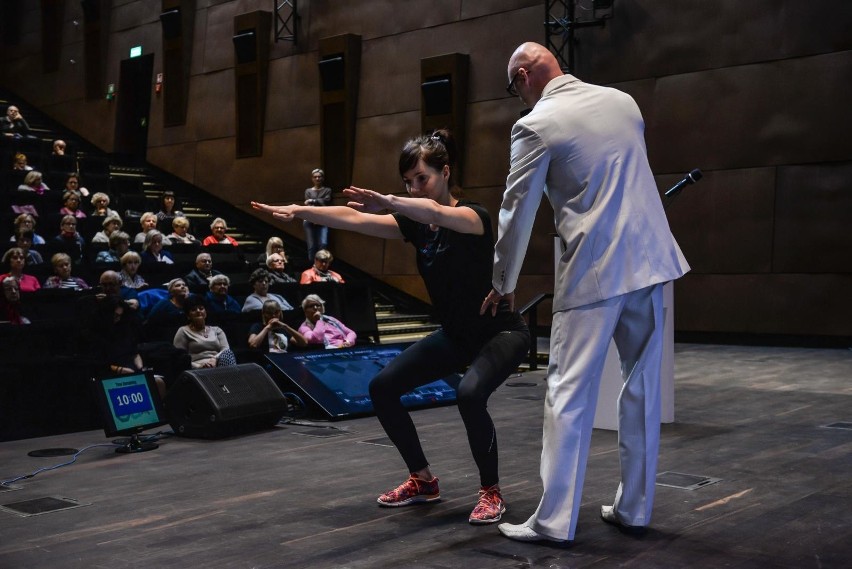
[102,375,159,431]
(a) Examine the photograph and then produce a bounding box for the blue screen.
[103,374,160,431]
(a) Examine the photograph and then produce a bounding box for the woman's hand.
[251,202,298,222]
[344,187,392,214]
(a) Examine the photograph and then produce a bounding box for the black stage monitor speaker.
[165,363,288,439]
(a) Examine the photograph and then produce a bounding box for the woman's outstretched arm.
[344,187,484,235]
[251,202,403,240]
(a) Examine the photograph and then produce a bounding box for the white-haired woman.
[303,168,332,260]
[135,212,171,245]
[298,294,356,349]
[141,229,174,264]
[202,217,238,246]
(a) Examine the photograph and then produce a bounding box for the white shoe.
[600,505,646,535]
[497,522,568,543]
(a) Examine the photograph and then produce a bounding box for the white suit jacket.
[493,75,690,312]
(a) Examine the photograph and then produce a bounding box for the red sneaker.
[469,484,506,524]
[377,475,440,507]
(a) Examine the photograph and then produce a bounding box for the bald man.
[482,43,690,543]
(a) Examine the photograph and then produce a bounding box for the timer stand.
[115,434,159,454]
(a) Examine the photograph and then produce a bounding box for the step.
[376,313,434,325]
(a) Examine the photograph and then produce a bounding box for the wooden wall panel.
[773,162,852,274]
[664,168,776,274]
[675,274,852,336]
[649,53,852,174]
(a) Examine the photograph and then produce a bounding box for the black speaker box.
[165,363,287,439]
[232,30,257,64]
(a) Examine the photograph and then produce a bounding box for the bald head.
[508,42,563,106]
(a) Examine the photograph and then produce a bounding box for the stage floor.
[1,343,850,568]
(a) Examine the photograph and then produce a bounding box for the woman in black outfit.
[252,130,529,525]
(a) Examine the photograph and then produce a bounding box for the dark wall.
[1,0,849,336]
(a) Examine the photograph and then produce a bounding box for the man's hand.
[480,288,515,316]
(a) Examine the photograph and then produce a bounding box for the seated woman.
[248,299,307,353]
[17,170,49,194]
[12,152,32,171]
[134,212,171,245]
[59,191,87,219]
[91,214,123,244]
[14,230,44,266]
[204,274,241,314]
[173,294,236,368]
[63,173,89,199]
[90,192,118,217]
[147,278,189,321]
[43,252,90,290]
[53,214,86,262]
[0,247,41,292]
[242,268,293,312]
[118,251,148,290]
[1,277,30,324]
[9,213,45,245]
[202,217,239,246]
[266,252,296,284]
[141,229,174,265]
[96,231,131,264]
[156,190,184,225]
[300,249,345,284]
[298,294,356,349]
[168,216,198,245]
[256,236,285,267]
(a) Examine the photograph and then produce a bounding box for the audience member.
[204,274,241,314]
[156,190,183,225]
[43,252,90,290]
[9,213,45,245]
[266,252,296,284]
[135,212,171,245]
[1,105,30,137]
[97,269,139,311]
[119,251,147,289]
[92,295,145,376]
[300,249,345,284]
[63,173,89,199]
[15,230,44,266]
[59,190,87,218]
[173,294,236,368]
[147,278,189,320]
[256,236,285,267]
[298,294,356,349]
[96,231,131,264]
[91,214,123,244]
[1,248,41,292]
[0,277,30,324]
[12,152,32,171]
[90,192,118,217]
[168,216,198,244]
[17,170,49,194]
[202,217,238,246]
[184,252,221,287]
[303,167,332,260]
[141,229,174,265]
[248,299,307,353]
[242,268,293,312]
[53,214,85,262]
[52,139,66,155]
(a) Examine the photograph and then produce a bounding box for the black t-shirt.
[393,201,526,345]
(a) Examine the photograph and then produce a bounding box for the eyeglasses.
[305,303,322,310]
[506,68,523,96]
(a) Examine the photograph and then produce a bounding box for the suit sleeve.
[492,122,550,295]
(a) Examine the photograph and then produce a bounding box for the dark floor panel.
[0,344,850,568]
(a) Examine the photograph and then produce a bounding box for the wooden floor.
[1,343,850,568]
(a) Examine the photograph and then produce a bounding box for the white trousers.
[527,283,664,541]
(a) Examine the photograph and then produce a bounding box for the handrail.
[519,292,553,370]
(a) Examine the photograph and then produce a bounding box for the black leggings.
[369,327,530,487]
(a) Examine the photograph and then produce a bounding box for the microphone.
[664,168,702,197]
